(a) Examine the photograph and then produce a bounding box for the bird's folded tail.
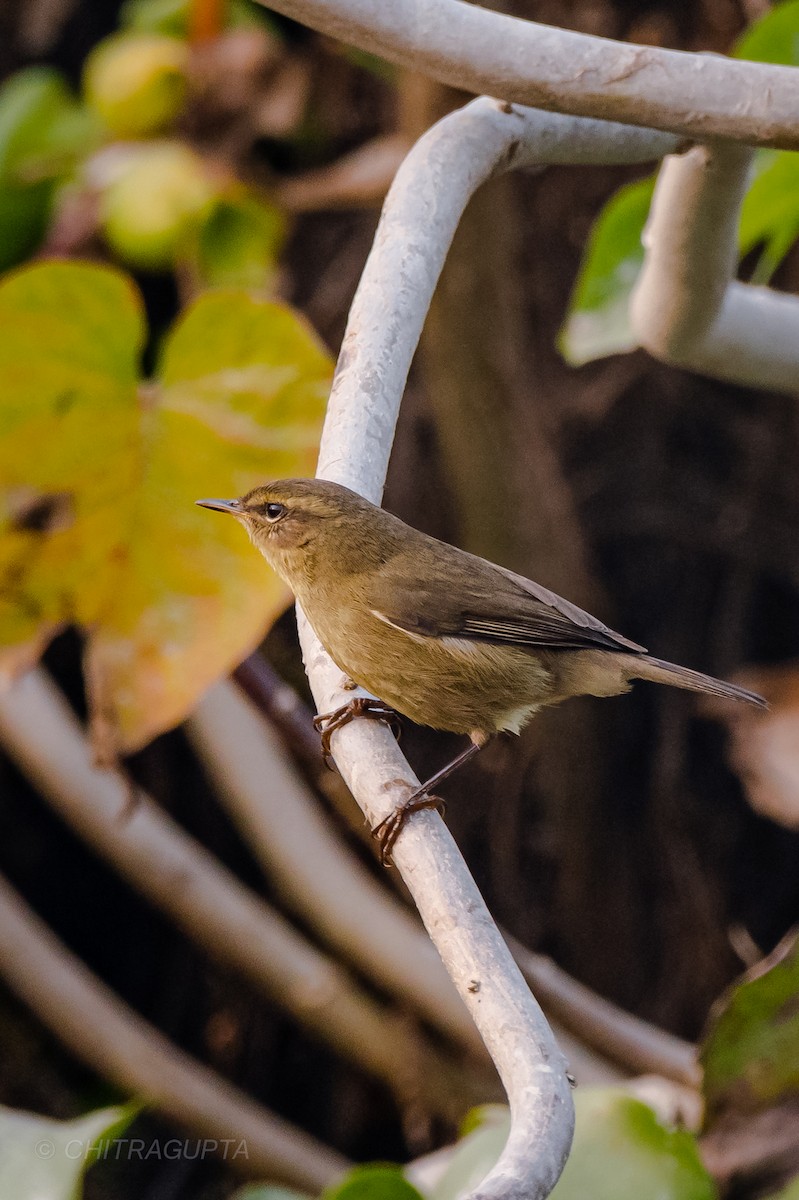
[624,655,767,709]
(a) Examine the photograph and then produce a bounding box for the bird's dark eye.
[264,502,286,521]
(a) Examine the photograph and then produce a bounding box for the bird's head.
[196,478,393,590]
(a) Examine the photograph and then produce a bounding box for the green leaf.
[430,1091,715,1200]
[734,0,799,65]
[738,150,799,283]
[83,33,188,140]
[338,48,396,82]
[457,1103,508,1140]
[99,142,216,272]
[0,69,100,270]
[552,1090,715,1200]
[0,1102,134,1200]
[0,180,54,272]
[734,0,799,282]
[701,934,799,1116]
[231,1188,312,1200]
[0,260,331,756]
[322,1165,424,1200]
[731,2,799,280]
[429,1107,509,1200]
[559,177,653,366]
[561,1,799,367]
[0,68,99,184]
[0,68,69,179]
[120,0,276,35]
[120,0,190,35]
[192,192,285,291]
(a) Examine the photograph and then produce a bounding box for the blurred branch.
[702,1101,799,1191]
[0,871,347,1189]
[276,134,411,211]
[255,0,799,148]
[192,680,633,1087]
[294,97,683,1200]
[233,654,366,837]
[0,669,492,1121]
[505,937,700,1088]
[15,0,78,54]
[631,142,799,393]
[189,678,487,1059]
[202,670,693,1088]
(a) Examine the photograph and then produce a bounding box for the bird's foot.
[312,697,401,766]
[372,790,447,865]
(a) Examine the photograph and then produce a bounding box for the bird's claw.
[312,697,401,767]
[372,792,446,865]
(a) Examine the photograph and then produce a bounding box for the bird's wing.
[365,552,646,654]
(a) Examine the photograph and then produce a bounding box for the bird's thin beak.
[196,498,242,516]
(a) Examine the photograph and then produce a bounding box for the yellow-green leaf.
[0,260,331,755]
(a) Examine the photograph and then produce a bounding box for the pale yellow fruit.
[84,33,188,138]
[100,143,215,271]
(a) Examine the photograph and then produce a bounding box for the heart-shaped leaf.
[0,260,331,756]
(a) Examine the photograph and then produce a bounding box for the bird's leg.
[372,734,490,864]
[312,697,401,765]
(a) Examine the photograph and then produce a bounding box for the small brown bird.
[198,479,765,861]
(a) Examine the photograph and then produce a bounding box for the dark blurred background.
[1,1,798,1197]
